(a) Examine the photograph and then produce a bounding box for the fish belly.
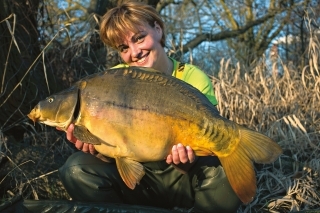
[78,106,181,162]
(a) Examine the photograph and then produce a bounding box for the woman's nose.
[129,44,142,58]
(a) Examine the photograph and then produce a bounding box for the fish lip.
[27,109,70,130]
[28,107,40,123]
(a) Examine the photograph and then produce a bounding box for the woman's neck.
[164,57,173,75]
[155,55,173,75]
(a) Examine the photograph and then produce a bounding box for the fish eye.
[47,97,54,103]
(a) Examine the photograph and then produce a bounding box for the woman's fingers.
[168,143,195,165]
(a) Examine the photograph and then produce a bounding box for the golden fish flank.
[28,66,282,204]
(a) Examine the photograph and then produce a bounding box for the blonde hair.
[100,1,165,49]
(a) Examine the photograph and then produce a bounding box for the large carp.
[28,67,282,204]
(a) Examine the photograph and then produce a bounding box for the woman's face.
[117,22,165,70]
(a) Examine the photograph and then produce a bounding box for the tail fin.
[219,127,282,204]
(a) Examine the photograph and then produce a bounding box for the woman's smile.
[136,52,150,65]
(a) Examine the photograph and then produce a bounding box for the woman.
[59,1,241,212]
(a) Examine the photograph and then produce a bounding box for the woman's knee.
[58,152,123,202]
[193,165,241,213]
[59,152,96,181]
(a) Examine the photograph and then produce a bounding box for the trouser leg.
[190,156,241,213]
[58,152,194,208]
[59,152,152,205]
[59,152,241,212]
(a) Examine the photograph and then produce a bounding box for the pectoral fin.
[73,125,116,147]
[115,157,145,190]
[73,125,102,145]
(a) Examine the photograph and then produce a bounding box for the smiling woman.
[100,1,170,74]
[58,1,241,213]
[116,24,165,70]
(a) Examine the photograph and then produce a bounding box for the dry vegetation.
[0,14,320,213]
[212,38,320,212]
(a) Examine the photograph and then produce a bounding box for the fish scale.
[28,66,282,204]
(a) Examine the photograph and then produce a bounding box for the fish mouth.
[28,105,41,124]
[27,106,71,130]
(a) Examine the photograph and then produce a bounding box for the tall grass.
[210,40,320,212]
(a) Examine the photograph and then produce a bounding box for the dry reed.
[211,36,320,212]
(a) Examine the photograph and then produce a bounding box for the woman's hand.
[59,124,97,155]
[166,143,197,174]
[166,143,196,164]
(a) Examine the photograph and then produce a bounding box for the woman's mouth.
[136,53,150,66]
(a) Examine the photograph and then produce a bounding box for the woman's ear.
[154,21,162,35]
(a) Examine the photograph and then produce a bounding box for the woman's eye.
[135,34,146,43]
[119,45,128,53]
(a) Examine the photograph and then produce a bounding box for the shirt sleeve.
[181,64,218,106]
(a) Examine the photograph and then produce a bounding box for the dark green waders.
[59,152,241,213]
